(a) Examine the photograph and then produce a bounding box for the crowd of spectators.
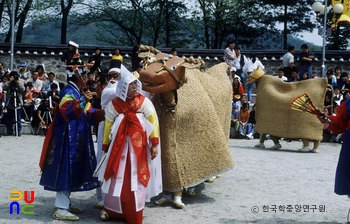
[0,44,114,137]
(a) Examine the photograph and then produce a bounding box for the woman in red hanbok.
[98,72,162,223]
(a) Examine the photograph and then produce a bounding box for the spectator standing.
[111,47,123,62]
[88,47,102,74]
[36,65,47,82]
[326,69,337,88]
[282,46,295,80]
[243,52,264,103]
[17,61,30,81]
[27,70,43,92]
[234,46,248,88]
[298,44,314,79]
[334,66,342,87]
[3,71,25,136]
[224,41,236,71]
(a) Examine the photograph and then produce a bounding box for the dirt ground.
[0,135,348,224]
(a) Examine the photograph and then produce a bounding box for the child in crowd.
[334,86,342,106]
[238,102,250,139]
[246,104,256,139]
[230,102,239,139]
[299,71,309,81]
[277,68,288,81]
[232,76,244,100]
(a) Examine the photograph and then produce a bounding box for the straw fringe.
[255,76,327,141]
[154,62,234,191]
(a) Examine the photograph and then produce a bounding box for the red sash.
[103,95,150,187]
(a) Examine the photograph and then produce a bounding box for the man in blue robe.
[39,64,100,221]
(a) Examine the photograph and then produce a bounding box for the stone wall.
[0,54,349,84]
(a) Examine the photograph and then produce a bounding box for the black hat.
[109,60,122,74]
[110,59,121,70]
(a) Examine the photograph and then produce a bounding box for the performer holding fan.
[292,93,350,221]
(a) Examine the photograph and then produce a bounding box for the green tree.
[259,0,316,50]
[77,0,144,46]
[190,0,275,49]
[142,0,187,47]
[78,0,188,47]
[3,0,34,43]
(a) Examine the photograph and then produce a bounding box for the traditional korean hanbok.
[98,72,162,224]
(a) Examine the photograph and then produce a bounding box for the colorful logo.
[9,190,35,215]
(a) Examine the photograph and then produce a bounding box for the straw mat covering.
[255,75,327,140]
[153,62,234,192]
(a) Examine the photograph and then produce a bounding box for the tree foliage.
[0,0,347,50]
[258,0,316,50]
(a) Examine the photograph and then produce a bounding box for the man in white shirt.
[282,46,295,81]
[243,52,265,103]
[27,70,43,92]
[234,46,248,88]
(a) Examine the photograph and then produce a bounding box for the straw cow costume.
[247,67,327,141]
[137,45,235,208]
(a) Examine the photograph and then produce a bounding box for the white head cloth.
[108,67,121,74]
[116,65,142,102]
